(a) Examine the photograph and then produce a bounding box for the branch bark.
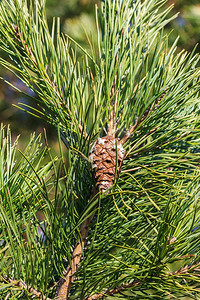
[84,261,200,300]
[56,188,99,299]
[107,74,118,137]
[1,275,51,300]
[86,281,142,300]
[121,88,168,145]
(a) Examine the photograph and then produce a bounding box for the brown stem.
[11,23,37,66]
[121,88,168,145]
[86,281,142,300]
[56,188,99,299]
[1,275,51,300]
[5,292,11,300]
[170,262,200,275]
[121,118,138,145]
[43,128,49,149]
[108,48,120,138]
[85,262,200,300]
[107,74,118,137]
[125,125,160,158]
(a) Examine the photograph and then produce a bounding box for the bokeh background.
[0,0,200,148]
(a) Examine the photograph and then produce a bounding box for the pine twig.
[5,292,11,300]
[55,88,168,299]
[107,50,120,137]
[85,261,200,300]
[125,125,160,158]
[1,275,51,300]
[11,23,37,66]
[86,281,142,300]
[56,188,99,299]
[121,118,138,145]
[107,74,118,137]
[121,88,168,145]
[43,128,49,149]
[170,262,200,276]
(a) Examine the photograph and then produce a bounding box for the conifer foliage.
[0,0,200,299]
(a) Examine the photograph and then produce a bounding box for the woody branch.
[1,274,51,300]
[85,261,200,300]
[121,88,168,145]
[56,188,99,299]
[107,50,119,137]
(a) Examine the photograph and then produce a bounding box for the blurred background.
[0,0,200,148]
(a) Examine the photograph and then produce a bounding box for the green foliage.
[0,0,200,299]
[0,124,92,298]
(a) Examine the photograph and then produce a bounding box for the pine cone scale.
[89,136,125,193]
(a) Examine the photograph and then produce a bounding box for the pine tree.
[0,0,200,299]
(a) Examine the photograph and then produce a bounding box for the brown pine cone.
[89,136,125,193]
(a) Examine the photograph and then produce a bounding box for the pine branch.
[56,188,99,299]
[107,73,118,137]
[121,88,168,145]
[107,44,120,137]
[11,23,37,66]
[85,262,200,300]
[1,275,51,300]
[86,281,142,300]
[170,262,200,276]
[1,1,200,299]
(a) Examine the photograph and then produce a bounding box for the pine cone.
[89,136,125,193]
